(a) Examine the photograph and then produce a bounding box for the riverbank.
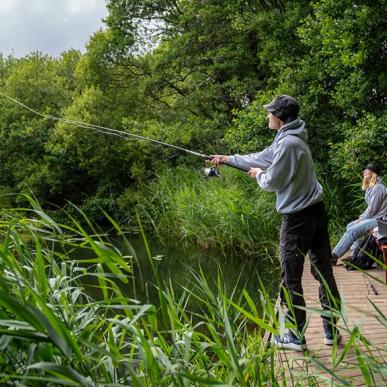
[0,199,282,384]
[1,198,384,385]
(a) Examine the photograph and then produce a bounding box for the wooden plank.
[273,257,387,386]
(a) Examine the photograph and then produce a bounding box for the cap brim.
[263,103,276,112]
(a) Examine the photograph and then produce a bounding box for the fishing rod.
[0,90,249,174]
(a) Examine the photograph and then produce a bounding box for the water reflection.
[82,234,280,310]
[123,235,278,306]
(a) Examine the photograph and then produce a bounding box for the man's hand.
[248,167,263,179]
[209,155,229,166]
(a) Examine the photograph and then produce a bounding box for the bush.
[330,113,387,185]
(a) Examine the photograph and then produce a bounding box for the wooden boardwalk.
[274,257,387,386]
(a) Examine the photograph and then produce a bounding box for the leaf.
[26,362,94,386]
[229,300,276,334]
[33,236,48,299]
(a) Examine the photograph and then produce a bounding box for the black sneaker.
[324,331,342,346]
[273,331,307,351]
[341,257,352,265]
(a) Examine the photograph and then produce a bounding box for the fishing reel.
[202,167,220,178]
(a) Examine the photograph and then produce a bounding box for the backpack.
[345,234,382,270]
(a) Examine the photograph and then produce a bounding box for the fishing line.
[0,90,249,172]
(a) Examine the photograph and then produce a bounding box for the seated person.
[332,163,387,264]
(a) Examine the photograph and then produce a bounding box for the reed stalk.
[0,196,384,385]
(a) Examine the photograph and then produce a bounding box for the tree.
[0,53,71,192]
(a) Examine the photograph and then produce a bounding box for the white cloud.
[0,0,15,13]
[0,0,108,57]
[67,0,99,15]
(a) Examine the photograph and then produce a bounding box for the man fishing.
[211,95,341,351]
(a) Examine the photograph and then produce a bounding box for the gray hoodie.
[360,178,387,220]
[228,119,323,214]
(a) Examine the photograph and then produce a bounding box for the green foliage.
[41,87,140,207]
[225,92,276,154]
[4,52,72,111]
[0,0,386,230]
[0,201,385,385]
[0,53,73,197]
[106,0,285,127]
[56,49,82,92]
[330,113,387,184]
[298,0,385,115]
[0,2,386,382]
[127,167,280,255]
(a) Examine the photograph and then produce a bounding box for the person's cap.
[365,163,381,175]
[263,95,299,120]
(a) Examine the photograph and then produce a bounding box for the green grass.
[126,166,355,256]
[131,166,281,257]
[0,197,281,385]
[0,196,385,385]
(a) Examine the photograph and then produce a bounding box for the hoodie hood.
[275,118,308,143]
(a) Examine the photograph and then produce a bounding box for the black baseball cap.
[263,95,299,121]
[365,163,381,175]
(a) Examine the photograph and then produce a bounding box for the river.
[83,234,280,309]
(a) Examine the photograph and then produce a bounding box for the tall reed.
[133,166,280,257]
[0,197,282,385]
[0,197,385,385]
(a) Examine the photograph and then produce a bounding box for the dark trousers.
[280,201,341,336]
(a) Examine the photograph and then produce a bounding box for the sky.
[0,0,108,58]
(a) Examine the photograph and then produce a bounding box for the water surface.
[107,234,280,307]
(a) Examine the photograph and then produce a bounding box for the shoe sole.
[273,338,307,351]
[324,334,342,346]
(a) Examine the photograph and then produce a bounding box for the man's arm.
[229,147,273,170]
[255,140,299,192]
[211,146,273,170]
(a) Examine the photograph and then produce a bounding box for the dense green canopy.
[0,0,385,222]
